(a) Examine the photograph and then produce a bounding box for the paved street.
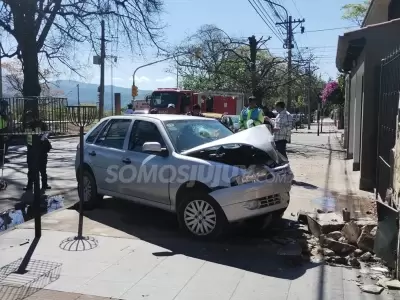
[0,137,79,214]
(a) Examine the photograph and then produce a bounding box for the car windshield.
[164,119,234,153]
[150,92,178,108]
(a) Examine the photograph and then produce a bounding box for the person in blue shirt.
[238,96,264,130]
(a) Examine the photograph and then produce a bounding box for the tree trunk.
[13,0,41,118]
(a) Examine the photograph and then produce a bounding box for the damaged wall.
[392,115,400,207]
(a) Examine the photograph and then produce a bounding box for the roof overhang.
[336,18,400,72]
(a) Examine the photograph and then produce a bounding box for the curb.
[49,134,80,140]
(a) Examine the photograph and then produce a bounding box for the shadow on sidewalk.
[82,199,322,281]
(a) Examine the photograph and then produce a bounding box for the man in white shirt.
[124,103,135,114]
[269,101,292,159]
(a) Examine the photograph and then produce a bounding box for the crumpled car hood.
[181,125,278,161]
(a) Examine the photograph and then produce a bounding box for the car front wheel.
[78,169,103,210]
[178,193,226,239]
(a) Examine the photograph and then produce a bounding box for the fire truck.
[133,99,150,110]
[139,88,245,115]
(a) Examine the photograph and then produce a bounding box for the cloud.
[129,76,150,83]
[112,77,123,81]
[156,76,174,83]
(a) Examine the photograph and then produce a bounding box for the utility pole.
[77,84,80,106]
[176,62,179,88]
[248,35,258,103]
[276,16,305,111]
[99,20,105,120]
[307,61,311,130]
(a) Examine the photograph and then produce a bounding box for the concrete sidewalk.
[0,209,395,300]
[0,137,79,214]
[286,121,375,219]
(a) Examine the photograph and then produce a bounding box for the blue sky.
[78,0,360,90]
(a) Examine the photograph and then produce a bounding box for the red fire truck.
[133,99,150,110]
[141,88,244,115]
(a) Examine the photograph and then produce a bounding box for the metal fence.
[1,97,69,135]
[376,49,400,202]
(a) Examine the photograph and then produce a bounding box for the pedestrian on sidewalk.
[23,111,52,191]
[270,101,292,159]
[124,103,135,115]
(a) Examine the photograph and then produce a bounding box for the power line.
[306,26,358,33]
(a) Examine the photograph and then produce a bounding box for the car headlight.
[231,169,271,186]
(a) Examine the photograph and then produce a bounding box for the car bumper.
[209,175,292,223]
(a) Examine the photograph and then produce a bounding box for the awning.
[336,18,400,72]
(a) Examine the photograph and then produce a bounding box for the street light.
[263,0,288,22]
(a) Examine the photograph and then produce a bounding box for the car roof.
[101,114,212,122]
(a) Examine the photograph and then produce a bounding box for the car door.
[83,119,110,179]
[91,118,132,194]
[123,120,171,205]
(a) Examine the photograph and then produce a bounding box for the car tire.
[177,192,227,240]
[78,169,103,210]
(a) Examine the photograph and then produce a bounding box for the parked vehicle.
[75,115,293,238]
[133,110,148,114]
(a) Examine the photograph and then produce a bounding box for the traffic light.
[132,85,138,97]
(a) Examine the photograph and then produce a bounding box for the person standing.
[167,103,175,114]
[269,101,293,159]
[0,101,9,166]
[187,104,204,117]
[124,103,135,114]
[238,96,264,130]
[23,111,52,191]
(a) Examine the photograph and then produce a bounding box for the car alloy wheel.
[183,200,217,236]
[83,175,92,203]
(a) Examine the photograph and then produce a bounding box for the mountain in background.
[51,80,152,110]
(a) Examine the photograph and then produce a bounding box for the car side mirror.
[145,96,149,102]
[142,142,168,156]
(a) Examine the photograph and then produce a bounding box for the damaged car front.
[165,118,293,238]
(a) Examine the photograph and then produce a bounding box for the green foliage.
[341,1,370,25]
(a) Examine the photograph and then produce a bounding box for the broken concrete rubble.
[357,228,375,253]
[359,252,372,262]
[320,235,356,254]
[326,231,342,241]
[341,221,360,244]
[360,284,384,294]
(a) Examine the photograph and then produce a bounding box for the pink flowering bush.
[321,81,339,103]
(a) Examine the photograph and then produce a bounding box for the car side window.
[129,120,166,152]
[86,120,108,144]
[95,119,131,149]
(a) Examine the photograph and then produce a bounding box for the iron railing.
[376,49,400,201]
[0,97,69,135]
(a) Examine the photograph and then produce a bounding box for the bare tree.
[1,58,60,96]
[0,0,165,106]
[170,25,303,103]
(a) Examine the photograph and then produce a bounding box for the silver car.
[75,115,293,238]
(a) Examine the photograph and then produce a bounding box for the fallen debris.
[360,284,384,294]
[341,221,360,244]
[385,279,400,290]
[359,252,372,262]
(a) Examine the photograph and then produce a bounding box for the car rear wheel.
[78,169,103,210]
[178,192,226,239]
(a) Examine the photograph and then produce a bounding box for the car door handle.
[122,158,131,164]
[88,151,96,156]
